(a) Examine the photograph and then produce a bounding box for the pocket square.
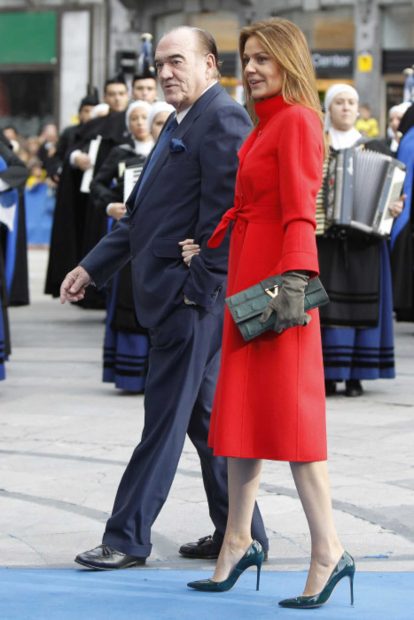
[169,138,187,153]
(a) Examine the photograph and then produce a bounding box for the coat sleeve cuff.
[280,251,319,277]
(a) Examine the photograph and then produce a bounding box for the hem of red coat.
[208,446,328,462]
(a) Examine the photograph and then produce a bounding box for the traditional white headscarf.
[126,100,152,130]
[148,101,175,131]
[324,83,359,131]
[126,100,154,156]
[387,101,412,148]
[388,101,412,119]
[324,83,361,149]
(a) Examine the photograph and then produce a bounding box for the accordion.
[320,146,406,237]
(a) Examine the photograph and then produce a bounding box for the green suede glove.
[259,271,312,334]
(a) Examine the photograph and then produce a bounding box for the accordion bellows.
[318,146,406,237]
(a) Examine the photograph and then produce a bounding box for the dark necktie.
[134,115,178,204]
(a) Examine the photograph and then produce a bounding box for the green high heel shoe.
[187,540,264,592]
[278,551,355,609]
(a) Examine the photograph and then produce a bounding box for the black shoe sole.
[179,551,269,561]
[74,557,145,570]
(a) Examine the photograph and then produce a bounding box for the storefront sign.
[312,50,354,77]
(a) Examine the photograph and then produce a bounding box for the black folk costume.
[317,127,395,387]
[90,141,152,391]
[45,112,129,309]
[0,137,29,307]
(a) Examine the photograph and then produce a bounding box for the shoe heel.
[256,562,262,591]
[187,541,264,593]
[349,573,354,606]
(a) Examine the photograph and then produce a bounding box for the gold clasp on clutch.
[265,285,279,299]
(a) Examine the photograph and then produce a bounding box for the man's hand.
[106,202,127,220]
[179,238,200,266]
[74,152,92,171]
[60,266,92,304]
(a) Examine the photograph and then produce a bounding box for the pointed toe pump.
[187,540,264,592]
[278,551,355,609]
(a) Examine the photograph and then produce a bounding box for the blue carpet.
[0,569,412,620]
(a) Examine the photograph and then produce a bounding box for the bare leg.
[212,457,262,581]
[290,461,344,595]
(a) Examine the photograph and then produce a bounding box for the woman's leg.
[290,461,344,595]
[212,457,262,581]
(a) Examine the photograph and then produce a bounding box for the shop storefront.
[0,11,57,136]
[0,5,105,135]
[312,50,354,101]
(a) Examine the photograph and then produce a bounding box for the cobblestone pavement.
[1,249,414,571]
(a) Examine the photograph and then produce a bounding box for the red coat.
[208,95,327,462]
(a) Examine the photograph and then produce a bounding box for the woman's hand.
[179,239,200,266]
[106,202,127,220]
[259,271,311,334]
[389,194,405,219]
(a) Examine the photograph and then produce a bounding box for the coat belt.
[208,201,279,248]
[207,204,243,248]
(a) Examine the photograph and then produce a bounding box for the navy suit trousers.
[102,304,268,557]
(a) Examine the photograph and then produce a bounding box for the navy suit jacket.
[80,84,252,328]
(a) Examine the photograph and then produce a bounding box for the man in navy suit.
[60,26,268,569]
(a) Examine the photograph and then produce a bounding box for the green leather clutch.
[225,275,329,342]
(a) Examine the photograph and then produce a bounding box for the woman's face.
[151,111,171,140]
[329,93,359,131]
[389,110,403,134]
[242,35,283,101]
[129,107,150,141]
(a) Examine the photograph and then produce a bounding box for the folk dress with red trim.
[208,95,327,461]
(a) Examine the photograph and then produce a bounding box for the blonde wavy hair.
[239,18,323,127]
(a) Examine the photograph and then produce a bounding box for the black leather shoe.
[345,379,363,397]
[179,535,221,559]
[179,535,268,561]
[74,544,146,570]
[325,380,337,396]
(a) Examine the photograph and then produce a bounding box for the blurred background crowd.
[1,0,414,395]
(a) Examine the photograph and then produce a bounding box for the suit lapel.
[129,84,223,209]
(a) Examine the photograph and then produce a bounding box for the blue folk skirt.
[322,241,395,381]
[102,273,149,392]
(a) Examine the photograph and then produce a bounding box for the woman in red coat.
[184,19,354,609]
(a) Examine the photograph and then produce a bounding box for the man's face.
[155,30,215,113]
[79,105,95,124]
[104,83,129,113]
[132,78,157,103]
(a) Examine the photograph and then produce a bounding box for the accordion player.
[317,146,406,237]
